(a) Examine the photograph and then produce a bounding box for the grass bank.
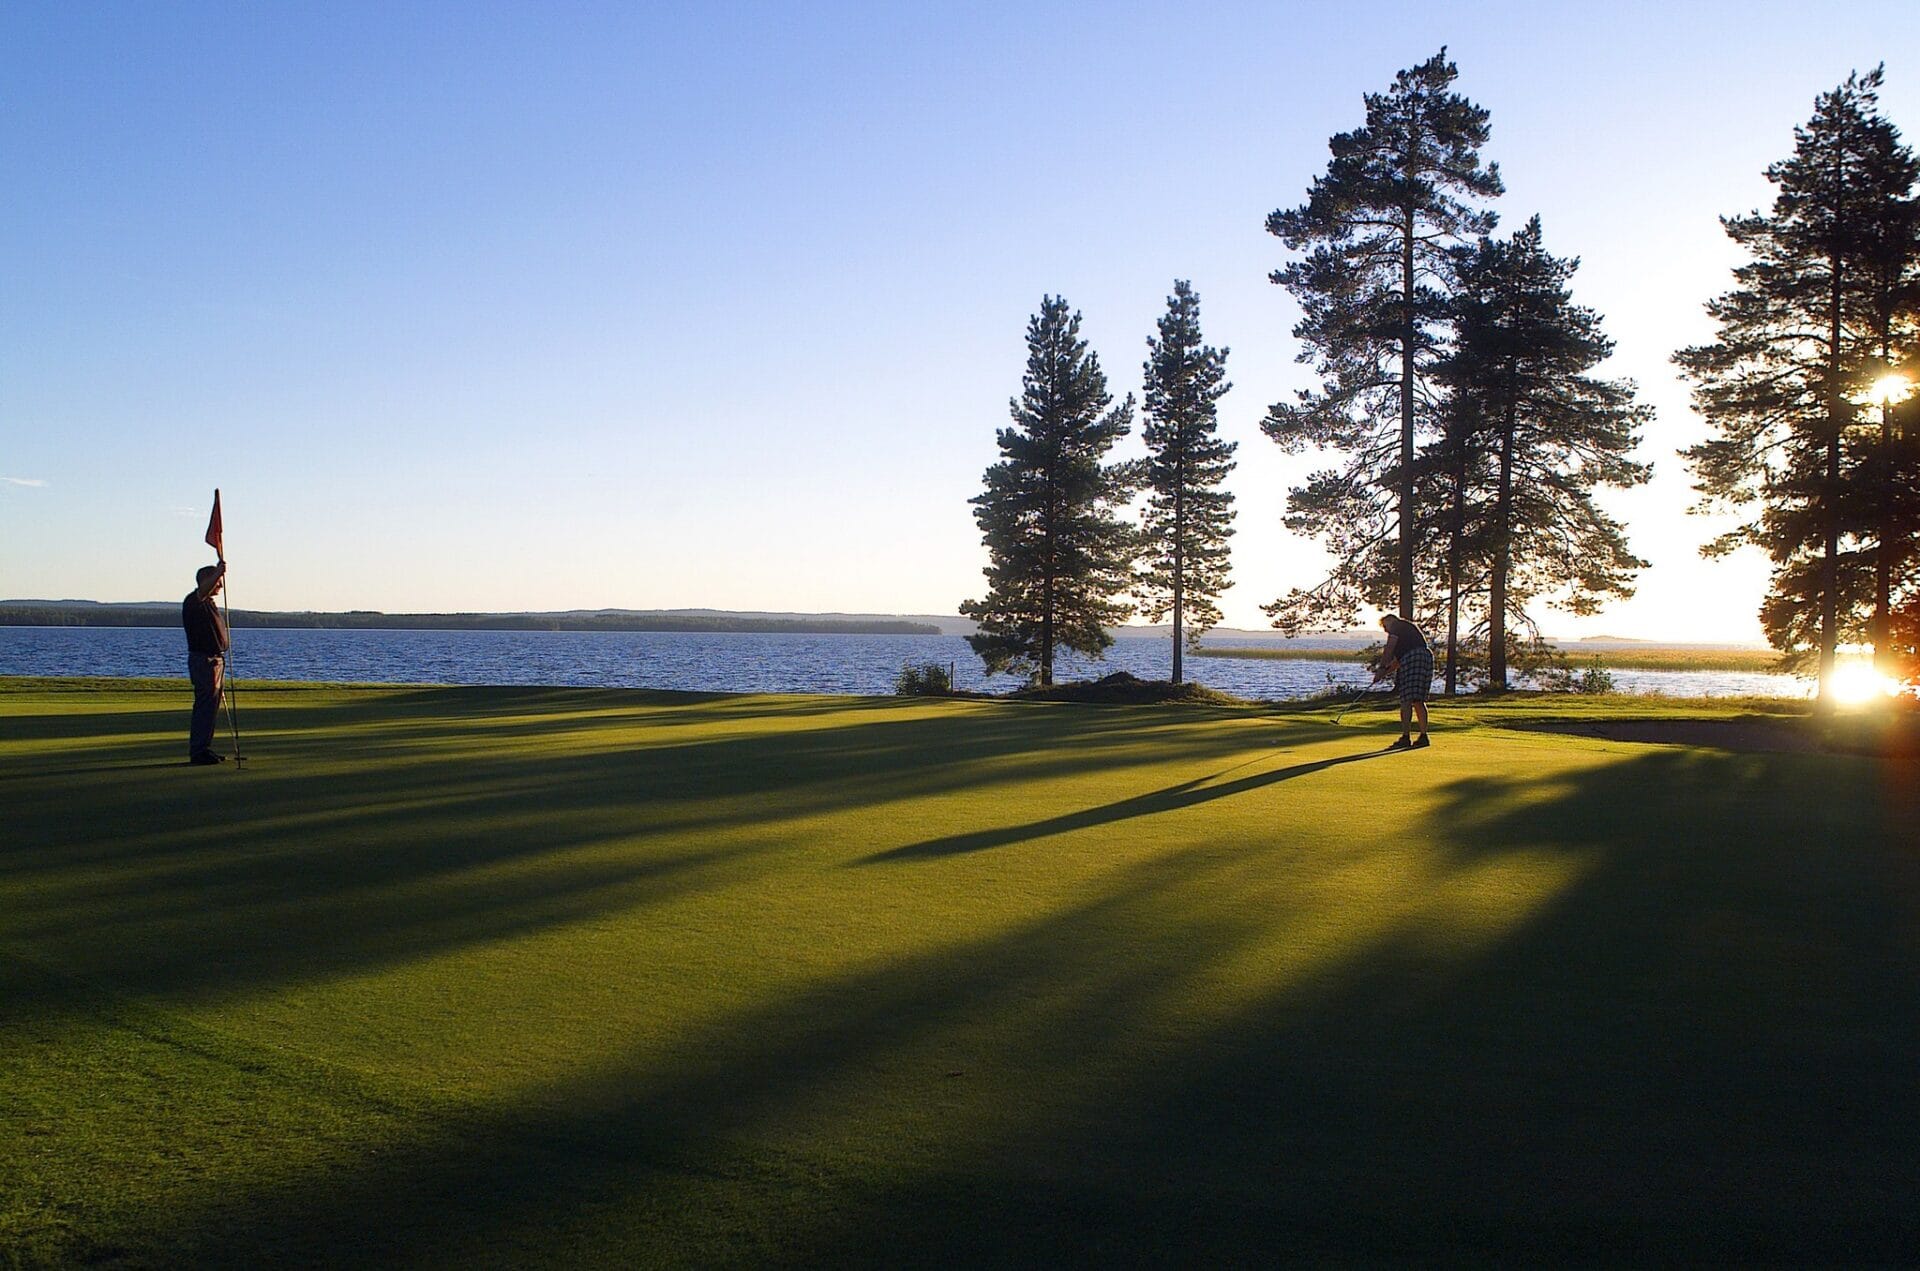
[3,679,1915,1265]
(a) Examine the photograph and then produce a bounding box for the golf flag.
[205,489,224,559]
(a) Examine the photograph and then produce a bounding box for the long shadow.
[0,759,189,778]
[861,747,1391,863]
[1,687,1292,1013]
[48,739,1904,1266]
[0,683,875,747]
[21,694,1907,1261]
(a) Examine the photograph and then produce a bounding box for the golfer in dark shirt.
[1375,613,1433,750]
[183,563,230,764]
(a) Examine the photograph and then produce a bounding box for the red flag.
[205,489,224,559]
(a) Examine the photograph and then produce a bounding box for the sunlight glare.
[1862,373,1914,408]
[1828,661,1900,706]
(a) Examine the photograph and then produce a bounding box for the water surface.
[0,626,1809,700]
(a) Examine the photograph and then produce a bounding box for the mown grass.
[1196,644,1786,673]
[2,678,1915,1266]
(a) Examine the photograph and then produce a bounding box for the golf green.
[3,681,1915,1265]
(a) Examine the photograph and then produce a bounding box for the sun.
[1828,660,1900,706]
[1864,373,1914,407]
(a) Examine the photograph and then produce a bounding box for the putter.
[1332,676,1386,725]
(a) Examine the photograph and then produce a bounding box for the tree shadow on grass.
[1,690,1289,1013]
[860,747,1392,862]
[0,684,866,749]
[0,758,191,778]
[20,738,1913,1265]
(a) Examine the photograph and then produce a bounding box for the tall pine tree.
[1676,69,1914,699]
[961,297,1139,686]
[1137,281,1236,684]
[1845,102,1920,672]
[1438,217,1652,689]
[1264,48,1501,633]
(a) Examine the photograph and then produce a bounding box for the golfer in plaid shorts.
[1376,613,1433,750]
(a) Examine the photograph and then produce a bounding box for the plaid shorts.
[1394,647,1434,703]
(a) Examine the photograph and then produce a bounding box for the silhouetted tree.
[1264,48,1501,633]
[1137,281,1236,684]
[1438,217,1652,689]
[962,297,1139,686]
[1676,69,1916,699]
[1890,594,1920,688]
[1845,107,1920,671]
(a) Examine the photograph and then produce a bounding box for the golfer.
[1375,613,1432,750]
[183,562,230,764]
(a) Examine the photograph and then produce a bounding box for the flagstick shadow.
[859,747,1394,864]
[0,760,194,781]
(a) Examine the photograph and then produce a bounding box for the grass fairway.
[3,680,1916,1266]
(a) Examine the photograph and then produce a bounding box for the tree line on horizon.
[0,603,940,637]
[961,50,1919,702]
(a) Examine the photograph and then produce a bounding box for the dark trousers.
[189,653,225,756]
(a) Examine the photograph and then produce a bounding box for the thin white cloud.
[2,476,48,488]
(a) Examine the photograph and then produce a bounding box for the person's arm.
[1378,629,1401,675]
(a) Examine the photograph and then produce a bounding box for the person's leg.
[189,655,224,758]
[1409,650,1433,746]
[1388,695,1414,748]
[189,656,213,757]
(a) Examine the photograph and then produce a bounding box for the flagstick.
[220,557,246,768]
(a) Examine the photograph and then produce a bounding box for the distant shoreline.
[0,603,940,637]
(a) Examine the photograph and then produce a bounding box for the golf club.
[1331,674,1388,725]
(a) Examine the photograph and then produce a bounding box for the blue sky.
[3,1,1916,640]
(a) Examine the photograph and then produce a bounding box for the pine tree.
[1845,106,1920,672]
[1439,217,1652,689]
[1264,48,1501,633]
[961,297,1139,687]
[1137,281,1236,685]
[1676,69,1915,699]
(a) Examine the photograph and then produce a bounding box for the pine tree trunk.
[1041,497,1056,688]
[1171,600,1183,685]
[1445,573,1460,696]
[1490,405,1516,690]
[1821,429,1841,695]
[1041,581,1054,688]
[1818,263,1844,703]
[1874,391,1895,672]
[1399,211,1417,619]
[1171,559,1184,687]
[1445,451,1464,696]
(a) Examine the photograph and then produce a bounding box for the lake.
[0,626,1809,700]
